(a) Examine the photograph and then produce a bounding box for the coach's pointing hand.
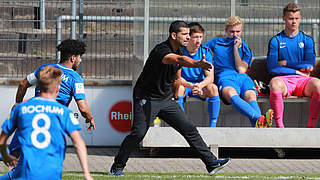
[197,54,212,71]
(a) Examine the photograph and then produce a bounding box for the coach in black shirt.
[110,20,230,176]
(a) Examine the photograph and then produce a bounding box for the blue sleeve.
[267,37,297,75]
[63,109,82,136]
[286,62,314,70]
[286,36,315,70]
[205,39,215,53]
[72,75,86,101]
[240,41,253,68]
[205,46,213,64]
[1,107,18,136]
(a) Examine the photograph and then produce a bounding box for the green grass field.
[1,171,320,179]
[59,172,320,180]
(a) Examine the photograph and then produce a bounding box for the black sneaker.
[109,163,125,176]
[207,158,231,175]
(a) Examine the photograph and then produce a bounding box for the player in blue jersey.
[176,22,220,127]
[267,3,320,128]
[9,39,95,158]
[206,16,272,128]
[0,66,93,180]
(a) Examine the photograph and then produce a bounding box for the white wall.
[0,85,132,146]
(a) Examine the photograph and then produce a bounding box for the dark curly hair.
[169,20,188,39]
[57,39,86,63]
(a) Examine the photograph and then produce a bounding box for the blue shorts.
[217,73,257,104]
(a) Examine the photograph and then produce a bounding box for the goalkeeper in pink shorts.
[267,3,320,128]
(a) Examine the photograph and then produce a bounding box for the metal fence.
[0,0,136,80]
[0,0,319,80]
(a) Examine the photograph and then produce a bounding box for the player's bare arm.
[278,60,287,66]
[296,70,311,77]
[76,99,95,130]
[172,69,182,99]
[0,131,18,167]
[70,130,93,180]
[162,53,212,71]
[197,66,214,90]
[180,76,194,89]
[12,78,32,110]
[234,38,249,73]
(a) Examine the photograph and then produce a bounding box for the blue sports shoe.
[207,158,231,175]
[109,163,125,176]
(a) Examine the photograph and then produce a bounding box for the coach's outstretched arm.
[76,99,95,130]
[163,53,212,71]
[70,130,93,180]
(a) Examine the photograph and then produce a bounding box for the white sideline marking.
[62,173,320,179]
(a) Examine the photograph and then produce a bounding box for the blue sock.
[230,95,260,127]
[177,96,185,111]
[208,96,220,127]
[249,100,261,115]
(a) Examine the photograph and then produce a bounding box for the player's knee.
[310,78,320,91]
[206,83,219,96]
[244,90,257,101]
[269,77,286,91]
[212,84,219,94]
[222,87,237,101]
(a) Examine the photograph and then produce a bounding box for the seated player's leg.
[269,77,289,128]
[176,85,186,111]
[243,90,260,114]
[242,89,270,127]
[220,78,261,127]
[202,83,220,127]
[303,78,320,127]
[240,77,272,128]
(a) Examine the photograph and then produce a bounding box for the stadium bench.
[182,56,319,127]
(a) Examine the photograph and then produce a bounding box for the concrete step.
[143,127,320,148]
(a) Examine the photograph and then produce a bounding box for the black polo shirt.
[134,39,182,100]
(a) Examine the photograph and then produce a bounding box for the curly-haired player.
[9,39,95,158]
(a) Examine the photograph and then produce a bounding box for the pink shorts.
[277,75,313,97]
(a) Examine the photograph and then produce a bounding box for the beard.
[72,64,78,71]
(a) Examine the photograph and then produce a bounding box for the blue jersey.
[28,64,86,106]
[2,97,81,179]
[267,30,315,76]
[181,45,213,82]
[205,37,253,83]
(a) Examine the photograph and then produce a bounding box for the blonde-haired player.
[206,16,273,128]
